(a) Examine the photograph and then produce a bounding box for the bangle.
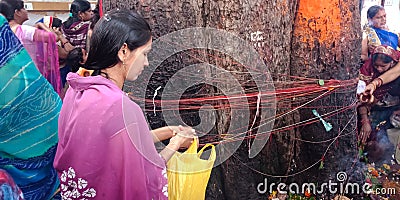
[371,77,383,89]
[377,77,383,87]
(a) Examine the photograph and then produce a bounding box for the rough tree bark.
[103,0,361,199]
[290,0,362,199]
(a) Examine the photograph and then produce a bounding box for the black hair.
[63,0,91,29]
[367,5,384,19]
[0,1,13,21]
[1,0,24,21]
[2,0,23,11]
[372,53,394,64]
[85,9,152,76]
[89,4,100,30]
[66,47,84,73]
[52,17,62,28]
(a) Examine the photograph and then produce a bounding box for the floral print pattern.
[60,167,96,200]
[161,167,168,197]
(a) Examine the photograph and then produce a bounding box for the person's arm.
[58,39,74,59]
[35,22,53,33]
[56,27,74,59]
[33,28,57,43]
[151,126,175,142]
[358,105,371,144]
[363,62,400,97]
[361,32,369,61]
[158,126,197,162]
[151,125,194,143]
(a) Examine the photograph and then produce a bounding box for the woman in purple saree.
[54,9,196,199]
[1,0,62,95]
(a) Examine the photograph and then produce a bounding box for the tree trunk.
[290,0,362,199]
[104,0,361,199]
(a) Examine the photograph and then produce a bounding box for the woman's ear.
[117,43,128,63]
[78,11,83,20]
[15,10,22,18]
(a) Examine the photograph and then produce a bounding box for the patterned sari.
[0,169,24,200]
[62,21,90,50]
[365,26,400,53]
[14,24,62,95]
[0,15,62,200]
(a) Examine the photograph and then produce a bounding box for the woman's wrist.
[361,118,370,124]
[371,77,383,89]
[57,35,62,42]
[166,141,180,152]
[167,126,176,137]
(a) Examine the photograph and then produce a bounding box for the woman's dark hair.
[0,2,13,21]
[1,0,23,21]
[85,9,152,76]
[89,4,100,30]
[63,0,91,29]
[52,17,62,28]
[372,53,394,64]
[2,0,23,11]
[66,47,84,73]
[367,5,384,19]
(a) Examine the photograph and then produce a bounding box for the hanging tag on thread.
[312,109,333,132]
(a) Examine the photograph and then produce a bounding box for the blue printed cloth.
[0,15,61,200]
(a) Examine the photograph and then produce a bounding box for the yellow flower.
[382,164,390,170]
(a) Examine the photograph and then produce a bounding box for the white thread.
[153,86,162,116]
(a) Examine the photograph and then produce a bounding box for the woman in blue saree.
[0,14,61,200]
[361,5,400,61]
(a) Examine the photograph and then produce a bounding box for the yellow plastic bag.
[167,138,216,200]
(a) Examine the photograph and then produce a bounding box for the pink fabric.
[15,25,62,95]
[54,73,168,200]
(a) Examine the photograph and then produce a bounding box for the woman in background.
[0,0,62,95]
[358,45,400,162]
[361,5,400,61]
[61,0,93,50]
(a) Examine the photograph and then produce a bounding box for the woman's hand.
[360,83,376,104]
[359,120,372,145]
[52,27,63,41]
[168,125,197,149]
[159,125,197,163]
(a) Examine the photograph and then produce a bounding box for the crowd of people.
[358,5,400,164]
[0,0,196,199]
[1,0,400,199]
